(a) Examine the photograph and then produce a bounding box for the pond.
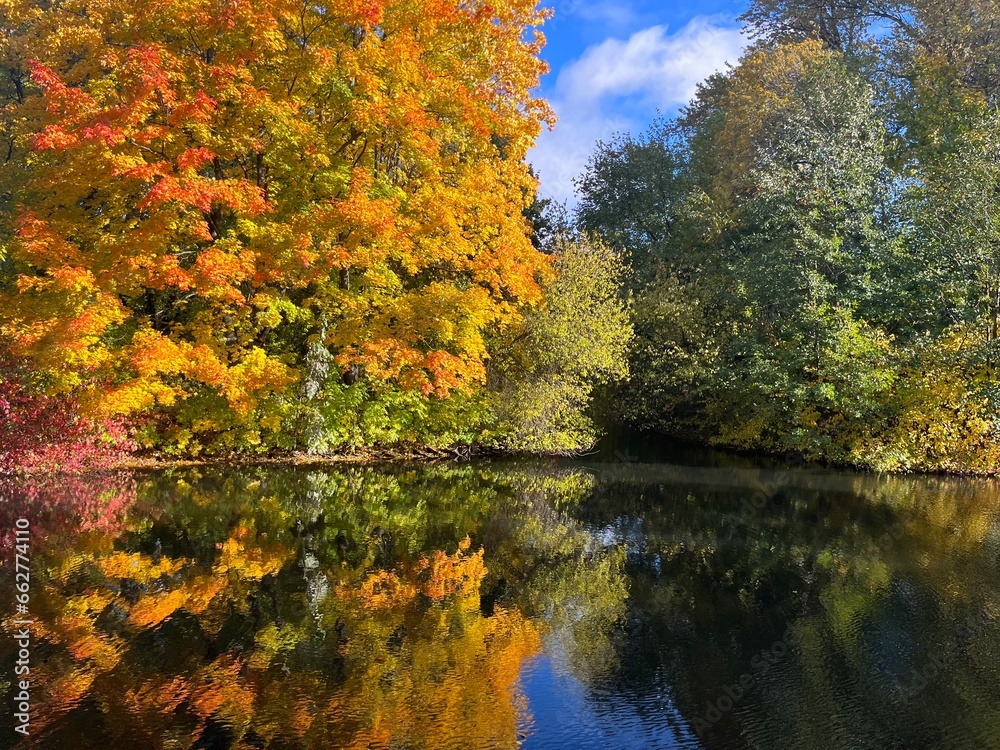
[2,436,1000,749]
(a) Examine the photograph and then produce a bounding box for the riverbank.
[8,427,1000,479]
[2,442,574,478]
[114,445,479,472]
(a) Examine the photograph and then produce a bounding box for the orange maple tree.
[0,0,553,440]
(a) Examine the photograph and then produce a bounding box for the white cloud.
[531,16,746,203]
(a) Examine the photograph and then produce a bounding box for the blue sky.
[530,0,750,202]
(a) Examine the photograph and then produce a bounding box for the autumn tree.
[739,0,909,51]
[0,0,553,453]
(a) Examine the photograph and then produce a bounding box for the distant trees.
[577,3,1000,472]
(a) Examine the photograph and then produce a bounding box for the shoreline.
[112,444,494,472]
[6,435,1000,479]
[1,444,559,479]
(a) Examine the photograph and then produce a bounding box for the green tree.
[488,237,633,452]
[574,118,691,287]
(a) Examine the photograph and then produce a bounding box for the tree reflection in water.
[1,453,999,749]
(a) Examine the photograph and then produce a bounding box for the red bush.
[0,358,136,476]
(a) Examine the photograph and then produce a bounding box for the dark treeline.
[563,0,1000,473]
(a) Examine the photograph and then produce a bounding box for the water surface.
[2,438,999,749]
